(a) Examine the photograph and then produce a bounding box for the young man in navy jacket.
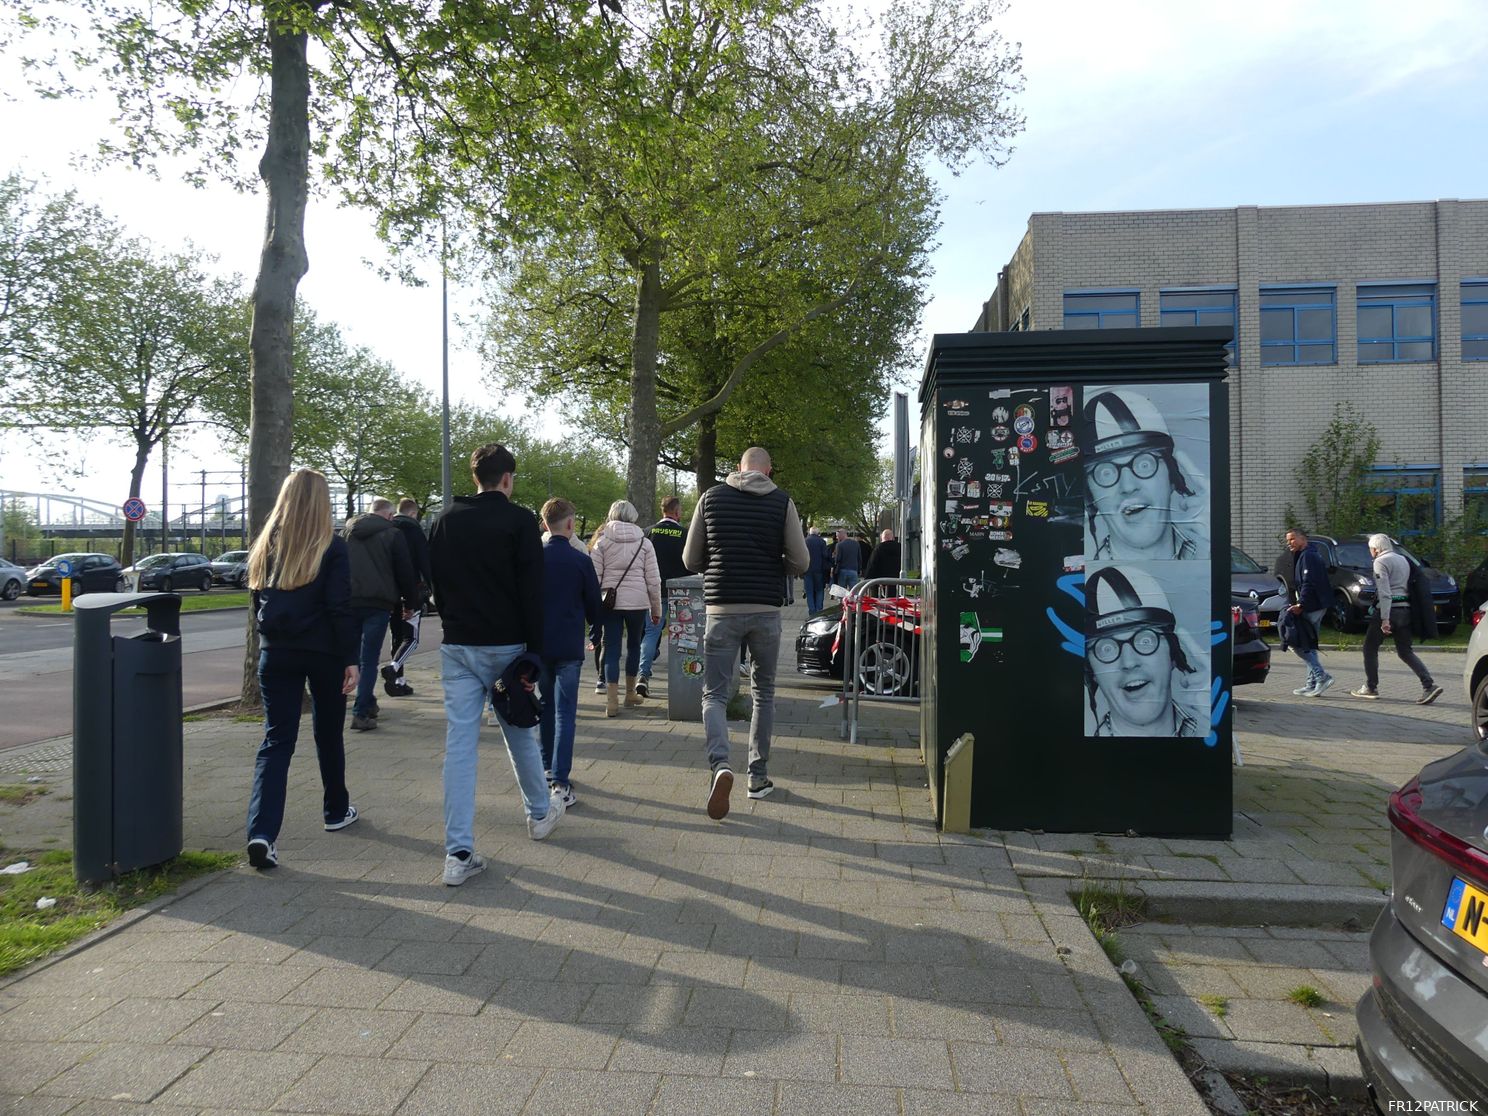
[539,497,602,806]
[1284,528,1333,697]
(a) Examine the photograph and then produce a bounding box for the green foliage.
[1288,403,1382,539]
[0,848,237,977]
[1287,985,1324,1008]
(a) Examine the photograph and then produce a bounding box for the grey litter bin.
[666,576,707,721]
[73,592,184,884]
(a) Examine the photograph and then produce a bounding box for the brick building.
[971,201,1488,560]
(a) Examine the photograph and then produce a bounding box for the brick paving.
[0,603,1211,1114]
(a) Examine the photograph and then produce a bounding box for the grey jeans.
[702,611,781,782]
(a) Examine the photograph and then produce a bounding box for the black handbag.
[601,542,643,612]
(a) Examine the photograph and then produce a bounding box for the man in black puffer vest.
[683,446,810,820]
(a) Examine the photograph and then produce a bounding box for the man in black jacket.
[683,446,810,819]
[636,495,687,698]
[344,498,419,730]
[428,443,563,887]
[381,498,431,698]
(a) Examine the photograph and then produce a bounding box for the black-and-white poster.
[1083,562,1210,738]
[1082,384,1210,562]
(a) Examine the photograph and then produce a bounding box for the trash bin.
[73,592,185,884]
[666,575,707,721]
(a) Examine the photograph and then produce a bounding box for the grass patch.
[1288,984,1325,1008]
[232,714,260,723]
[0,784,49,806]
[1073,881,1148,936]
[1324,625,1470,650]
[1198,994,1229,1018]
[20,591,250,617]
[0,849,238,978]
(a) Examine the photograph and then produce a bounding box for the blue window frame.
[1260,286,1335,365]
[1161,288,1237,365]
[1465,466,1488,530]
[1064,291,1138,329]
[1357,283,1435,362]
[1365,465,1441,535]
[1461,281,1488,360]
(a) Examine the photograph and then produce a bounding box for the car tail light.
[1473,607,1485,629]
[1389,776,1488,889]
[1230,604,1242,627]
[1242,607,1259,630]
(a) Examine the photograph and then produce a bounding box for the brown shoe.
[624,675,644,706]
[606,682,619,718]
[706,768,734,820]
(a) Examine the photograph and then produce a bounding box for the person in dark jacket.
[429,443,564,887]
[831,528,862,588]
[344,498,418,729]
[637,496,687,697]
[863,528,902,591]
[538,497,602,806]
[244,468,360,870]
[803,526,828,614]
[381,498,431,698]
[683,446,810,819]
[1283,528,1334,697]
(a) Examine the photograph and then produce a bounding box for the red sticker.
[1017,433,1038,453]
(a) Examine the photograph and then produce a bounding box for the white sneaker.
[443,851,487,886]
[1310,674,1335,697]
[1292,682,1316,696]
[528,791,567,840]
[551,782,577,808]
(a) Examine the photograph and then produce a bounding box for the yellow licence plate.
[1442,878,1488,954]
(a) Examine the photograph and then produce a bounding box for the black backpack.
[1407,560,1439,640]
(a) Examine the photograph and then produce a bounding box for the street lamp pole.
[440,221,452,513]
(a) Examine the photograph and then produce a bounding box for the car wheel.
[1474,673,1488,745]
[236,572,248,589]
[855,640,914,697]
[1330,590,1363,633]
[199,574,212,592]
[1,578,18,601]
[114,575,127,593]
[160,576,173,593]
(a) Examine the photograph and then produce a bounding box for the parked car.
[796,589,922,697]
[1231,545,1286,635]
[1467,605,1488,745]
[1231,598,1271,687]
[0,558,26,601]
[26,553,126,596]
[122,552,214,593]
[1465,555,1488,616]
[210,549,250,587]
[1311,534,1461,636]
[1355,743,1488,1106]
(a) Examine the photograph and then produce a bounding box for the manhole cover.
[0,741,72,775]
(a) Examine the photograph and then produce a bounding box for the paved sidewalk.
[0,605,1208,1115]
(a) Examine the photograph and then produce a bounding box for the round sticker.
[943,446,955,458]
[1012,404,1036,436]
[991,425,1010,443]
[1017,433,1038,453]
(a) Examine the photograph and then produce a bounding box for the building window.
[1366,466,1441,535]
[1009,306,1030,332]
[1260,286,1335,365]
[1466,467,1488,530]
[1063,291,1138,329]
[1462,282,1488,360]
[1161,288,1237,365]
[1358,283,1435,363]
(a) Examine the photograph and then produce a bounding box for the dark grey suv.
[1355,748,1488,1105]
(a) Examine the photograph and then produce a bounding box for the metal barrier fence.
[839,577,924,744]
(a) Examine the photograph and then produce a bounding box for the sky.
[3,0,1486,518]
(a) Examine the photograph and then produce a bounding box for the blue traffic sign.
[55,559,74,577]
[122,497,148,523]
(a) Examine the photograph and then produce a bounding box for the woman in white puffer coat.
[590,501,662,717]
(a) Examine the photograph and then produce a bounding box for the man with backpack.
[1350,533,1443,704]
[344,498,419,730]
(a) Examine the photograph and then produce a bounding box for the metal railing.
[839,577,924,744]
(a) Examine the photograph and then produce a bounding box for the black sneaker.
[707,767,734,820]
[594,678,606,695]
[350,714,378,731]
[1418,685,1444,705]
[635,678,650,699]
[324,804,360,832]
[247,838,278,869]
[747,779,775,800]
[381,665,404,696]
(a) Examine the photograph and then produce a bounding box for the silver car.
[1355,733,1488,1104]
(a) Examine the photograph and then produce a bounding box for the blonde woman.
[590,501,662,716]
[244,469,360,869]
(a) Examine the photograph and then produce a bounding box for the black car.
[1465,555,1488,616]
[25,553,127,596]
[123,552,214,593]
[796,593,921,698]
[1310,534,1461,636]
[1231,598,1271,687]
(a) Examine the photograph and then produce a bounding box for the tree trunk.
[241,15,312,708]
[625,251,663,524]
[694,410,718,493]
[122,442,150,568]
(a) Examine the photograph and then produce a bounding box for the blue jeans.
[702,611,781,782]
[638,595,669,680]
[246,648,350,843]
[353,607,390,716]
[804,572,825,615]
[1294,608,1326,682]
[440,643,550,856]
[539,658,582,785]
[835,568,858,590]
[603,609,646,682]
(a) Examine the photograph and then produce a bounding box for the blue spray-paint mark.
[1047,572,1086,656]
[1210,618,1228,647]
[1056,574,1085,606]
[1205,675,1229,747]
